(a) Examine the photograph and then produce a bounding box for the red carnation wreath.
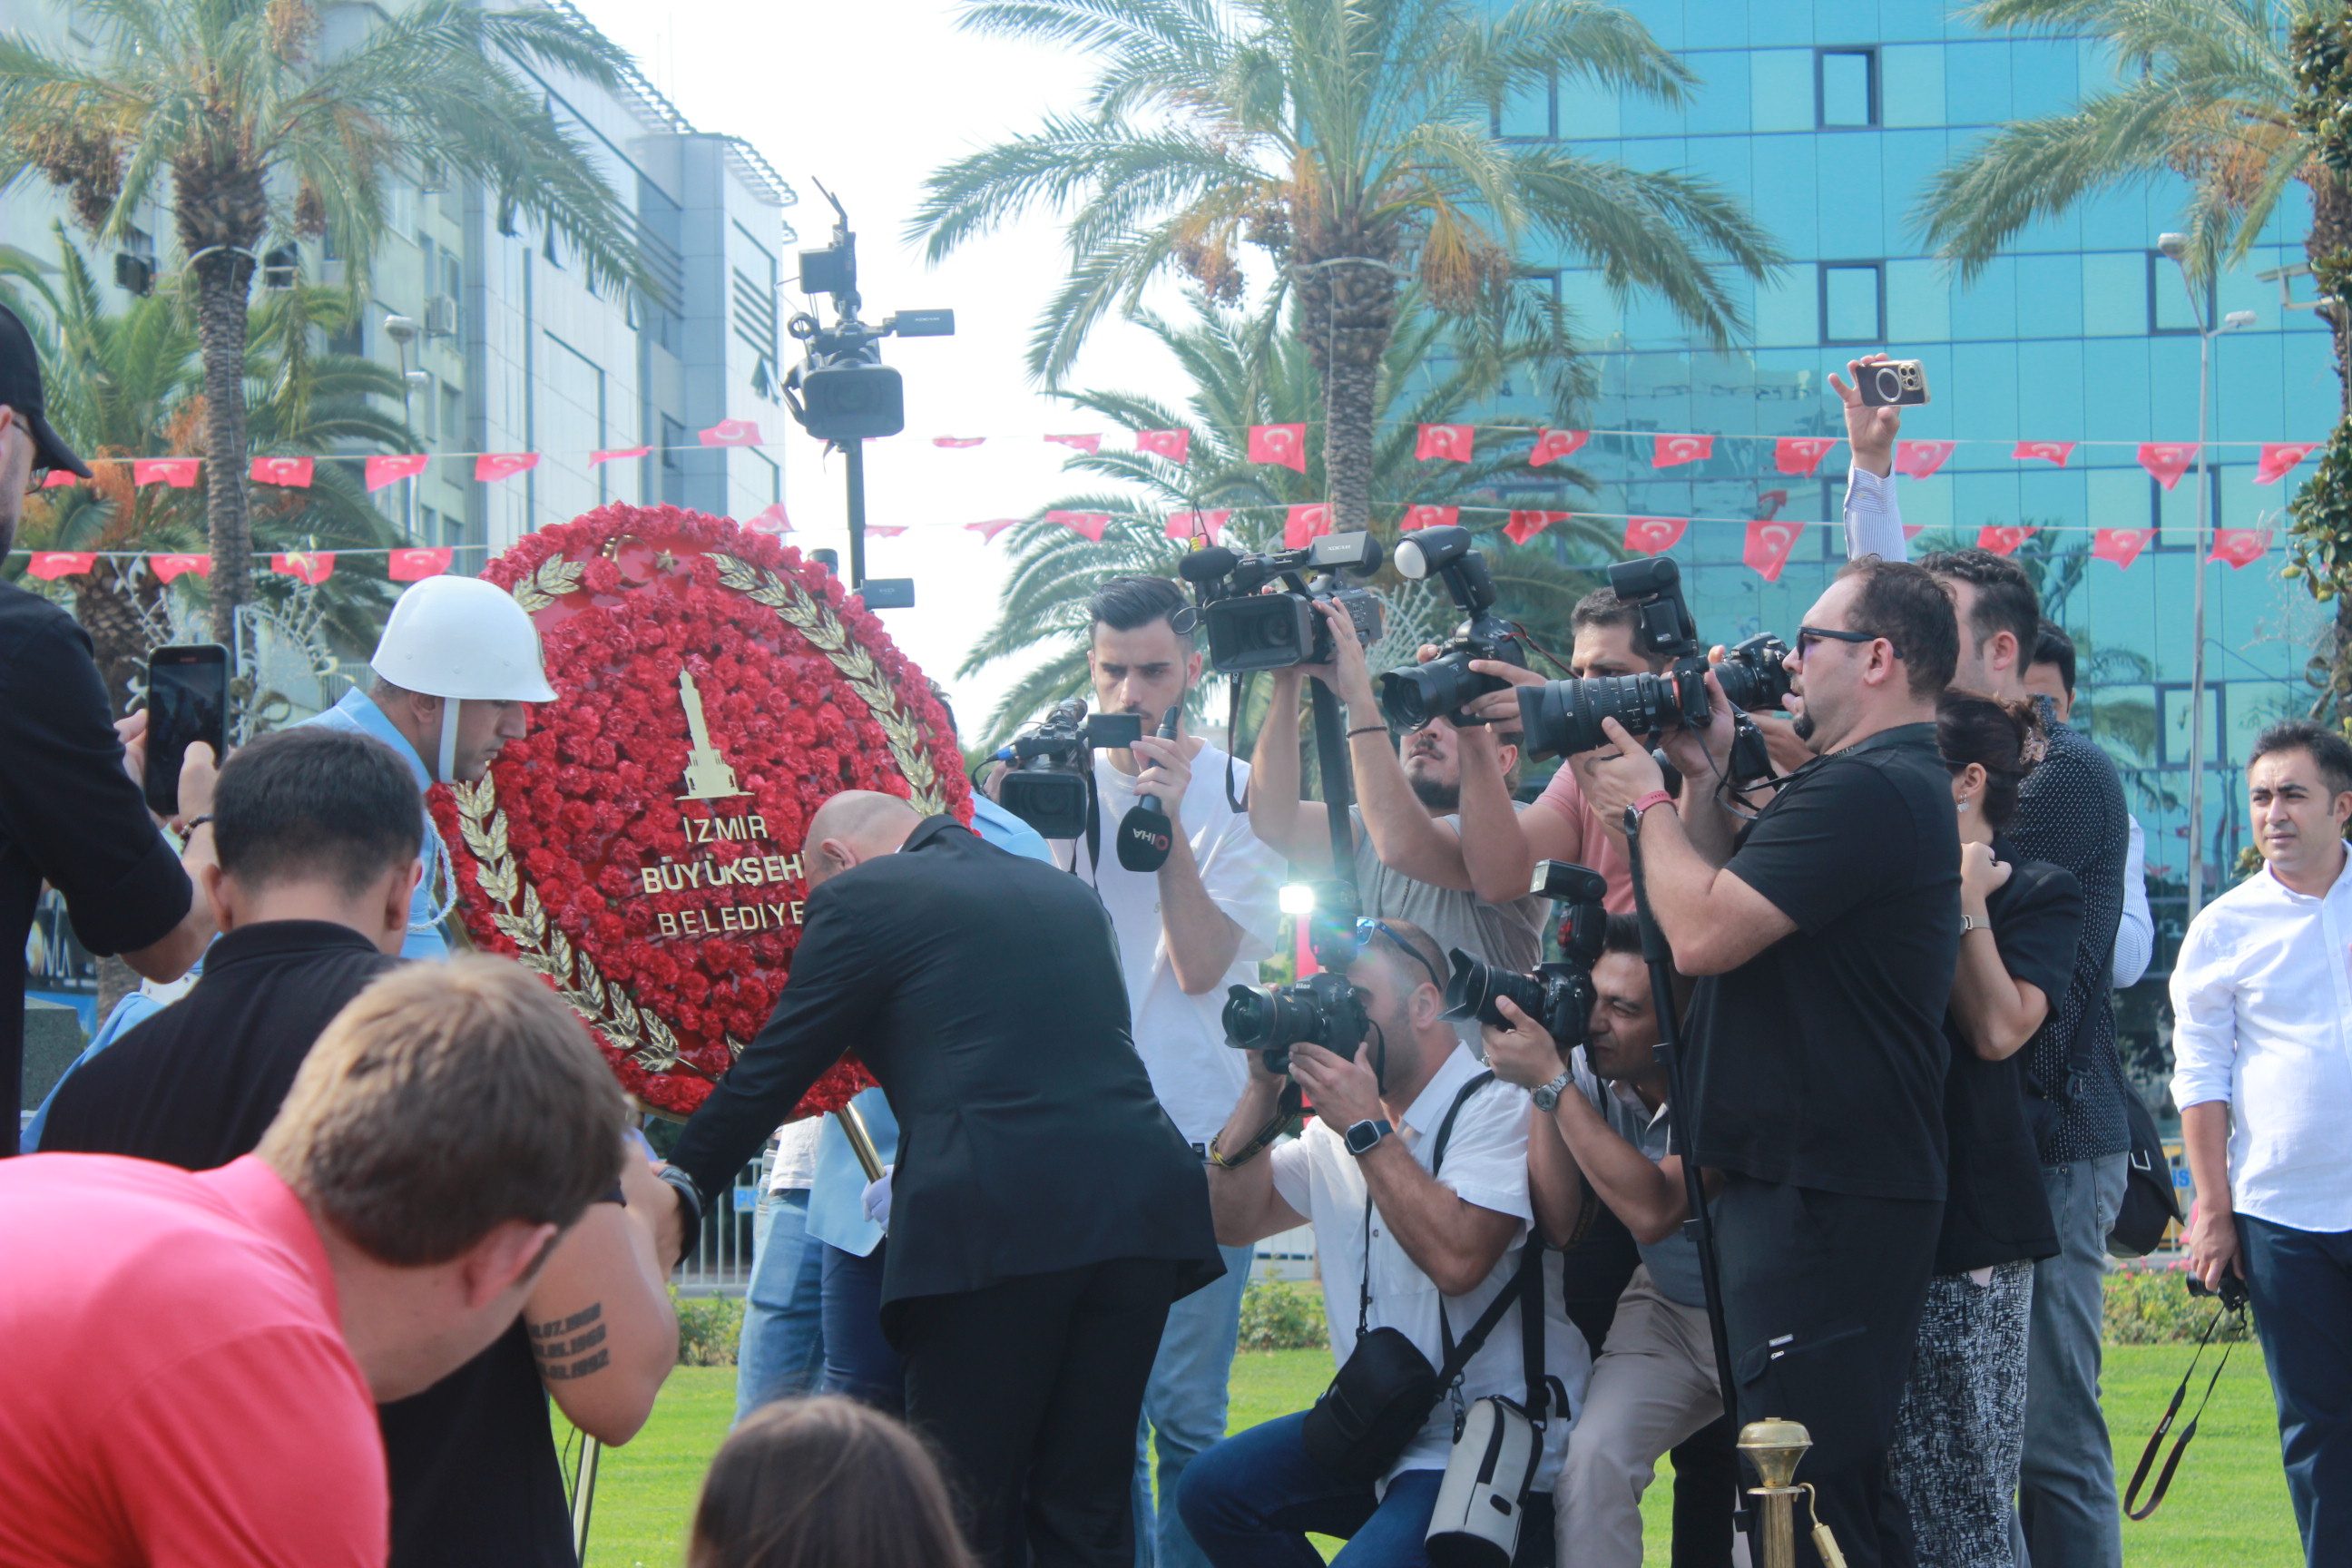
[429,502,972,1117]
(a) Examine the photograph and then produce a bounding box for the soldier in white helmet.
[303,576,557,958]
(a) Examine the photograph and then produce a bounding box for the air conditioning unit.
[114,253,156,298]
[424,296,459,339]
[261,247,299,291]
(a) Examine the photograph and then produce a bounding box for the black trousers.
[893,1257,1181,1568]
[1711,1176,1939,1568]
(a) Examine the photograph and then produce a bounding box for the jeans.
[1132,1242,1254,1568]
[2239,1214,2352,1565]
[1177,1410,1554,1568]
[735,1190,826,1423]
[820,1240,904,1416]
[2014,1153,2126,1568]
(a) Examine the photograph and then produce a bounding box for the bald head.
[805,791,923,889]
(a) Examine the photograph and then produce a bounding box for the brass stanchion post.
[834,1102,885,1183]
[1738,1418,1846,1568]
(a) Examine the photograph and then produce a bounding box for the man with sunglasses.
[1571,557,1963,1568]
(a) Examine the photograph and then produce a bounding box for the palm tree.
[912,0,1782,539]
[961,291,1614,747]
[0,0,645,642]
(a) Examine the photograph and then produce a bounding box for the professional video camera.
[1178,534,1386,673]
[1374,526,1528,730]
[1221,971,1371,1077]
[1514,558,1792,770]
[1441,860,1609,1048]
[992,699,1145,840]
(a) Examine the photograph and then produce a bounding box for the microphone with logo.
[1116,703,1184,872]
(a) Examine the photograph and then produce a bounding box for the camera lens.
[1223,984,1317,1050]
[1713,637,1793,712]
[1441,948,1549,1030]
[1514,672,1673,760]
[997,769,1091,841]
[1377,652,1465,730]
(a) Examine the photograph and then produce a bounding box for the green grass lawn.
[564,1347,2298,1568]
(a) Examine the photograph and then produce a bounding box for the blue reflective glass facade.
[1471,2,2338,1031]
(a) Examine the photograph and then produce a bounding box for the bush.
[672,1288,746,1366]
[1238,1279,1328,1351]
[2104,1264,2252,1346]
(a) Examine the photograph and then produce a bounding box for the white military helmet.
[370,576,557,780]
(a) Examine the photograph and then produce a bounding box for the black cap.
[0,303,92,479]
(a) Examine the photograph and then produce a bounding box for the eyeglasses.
[1795,625,1898,662]
[1354,917,1447,995]
[22,466,50,497]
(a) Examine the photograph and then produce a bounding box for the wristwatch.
[1343,1118,1394,1158]
[1961,913,1991,936]
[1532,1070,1573,1112]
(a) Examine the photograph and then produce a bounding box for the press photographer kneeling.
[1181,917,1586,1568]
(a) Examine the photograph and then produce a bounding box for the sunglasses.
[1795,624,1900,662]
[1354,917,1447,995]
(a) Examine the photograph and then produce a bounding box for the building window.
[441,384,465,450]
[1818,48,1877,128]
[1819,262,1884,344]
[2149,250,2217,334]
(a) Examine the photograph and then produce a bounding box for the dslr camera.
[1514,558,1792,772]
[1222,971,1370,1077]
[1375,525,1528,730]
[1442,861,1609,1049]
[993,699,1145,840]
[1179,534,1387,673]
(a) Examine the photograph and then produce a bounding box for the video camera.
[992,699,1145,840]
[1375,526,1527,730]
[1178,534,1386,673]
[1441,860,1609,1049]
[1514,558,1791,770]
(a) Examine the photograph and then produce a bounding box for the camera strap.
[1308,677,1362,907]
[1226,673,1250,814]
[2123,1298,2246,1521]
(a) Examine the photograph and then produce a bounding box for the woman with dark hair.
[689,1396,975,1568]
[1888,691,2084,1566]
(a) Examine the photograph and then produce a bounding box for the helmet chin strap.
[436,699,460,784]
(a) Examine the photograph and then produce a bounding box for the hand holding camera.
[1289,1037,1385,1136]
[1568,717,1671,847]
[1479,995,1569,1092]
[1827,352,1922,478]
[1308,596,1381,712]
[1376,527,1529,730]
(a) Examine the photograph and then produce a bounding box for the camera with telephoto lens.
[1441,860,1609,1050]
[1223,971,1369,1077]
[1179,534,1387,673]
[993,699,1146,840]
[1375,526,1527,730]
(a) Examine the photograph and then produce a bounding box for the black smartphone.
[1085,713,1146,749]
[1856,358,1932,407]
[143,644,230,817]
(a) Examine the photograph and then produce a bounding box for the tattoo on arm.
[528,1302,610,1381]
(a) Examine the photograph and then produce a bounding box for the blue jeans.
[2014,1152,2127,1568]
[2240,1214,2352,1565]
[736,1190,827,1423]
[821,1240,905,1416]
[1132,1242,1253,1568]
[1176,1411,1553,1568]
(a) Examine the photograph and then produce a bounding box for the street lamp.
[2156,235,2253,921]
[384,314,423,544]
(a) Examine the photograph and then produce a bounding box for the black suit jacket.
[671,816,1223,1311]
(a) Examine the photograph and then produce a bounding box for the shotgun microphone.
[1116,704,1183,872]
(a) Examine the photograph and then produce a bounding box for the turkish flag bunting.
[1046,510,1111,542]
[132,458,200,488]
[1166,509,1229,544]
[2014,441,2074,467]
[1975,524,2040,556]
[2257,443,2319,485]
[699,420,763,447]
[388,546,453,582]
[1136,429,1191,465]
[1044,433,1102,456]
[1894,440,1955,480]
[1284,504,1333,548]
[41,470,75,488]
[932,436,985,449]
[1775,437,1837,477]
[965,519,1020,543]
[475,453,538,482]
[150,553,211,582]
[1400,505,1458,531]
[27,552,94,579]
[591,446,652,465]
[1743,520,1804,583]
[2092,528,2157,570]
[2137,443,2198,490]
[366,455,429,492]
[866,525,908,538]
[250,456,314,487]
[1651,434,1713,468]
[1505,510,1572,545]
[1528,429,1588,467]
[271,551,337,585]
[745,504,792,534]
[1622,516,1687,554]
[1903,524,1925,541]
[2210,529,2273,568]
[1248,424,1308,472]
[1416,424,1474,462]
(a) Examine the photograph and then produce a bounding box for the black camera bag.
[2108,1084,2184,1259]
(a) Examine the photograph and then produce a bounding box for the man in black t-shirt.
[1573,556,1962,1568]
[40,728,682,1568]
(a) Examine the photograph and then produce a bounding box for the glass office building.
[1473,1,2341,1078]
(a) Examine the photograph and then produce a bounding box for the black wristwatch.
[1343,1118,1394,1158]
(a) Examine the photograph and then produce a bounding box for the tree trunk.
[191,251,256,648]
[1294,250,1399,538]
[73,559,154,716]
[2309,170,2352,727]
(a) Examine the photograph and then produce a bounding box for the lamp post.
[384,314,425,544]
[2156,235,2254,922]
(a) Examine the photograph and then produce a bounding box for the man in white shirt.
[1055,575,1285,1568]
[2172,719,2352,1567]
[1182,918,1587,1567]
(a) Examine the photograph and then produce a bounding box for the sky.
[571,0,1180,735]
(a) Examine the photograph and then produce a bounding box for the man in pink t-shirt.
[0,958,629,1568]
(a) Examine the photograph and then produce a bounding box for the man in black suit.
[666,789,1225,1568]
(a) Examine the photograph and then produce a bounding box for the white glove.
[861,1166,894,1229]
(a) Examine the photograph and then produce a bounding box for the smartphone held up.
[142,644,229,817]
